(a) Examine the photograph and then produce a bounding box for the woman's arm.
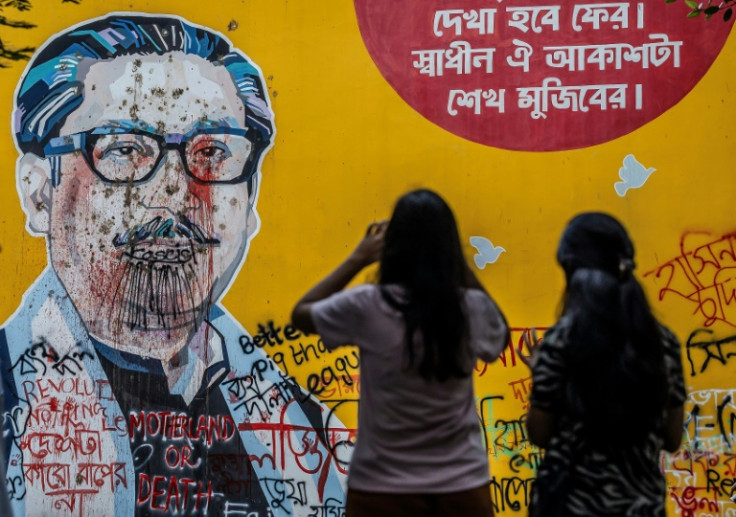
[659,326,686,453]
[465,262,511,348]
[291,221,387,334]
[526,406,556,449]
[520,328,557,449]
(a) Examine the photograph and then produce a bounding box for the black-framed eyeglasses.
[44,126,259,185]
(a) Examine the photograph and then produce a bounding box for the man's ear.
[16,153,53,236]
[246,173,260,239]
[247,173,259,204]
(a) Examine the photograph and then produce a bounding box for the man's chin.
[102,257,214,334]
[88,320,202,361]
[110,303,206,333]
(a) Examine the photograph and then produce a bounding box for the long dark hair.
[379,189,470,382]
[557,212,668,446]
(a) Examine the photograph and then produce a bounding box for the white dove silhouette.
[615,154,655,197]
[469,236,505,270]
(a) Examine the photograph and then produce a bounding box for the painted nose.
[141,150,201,214]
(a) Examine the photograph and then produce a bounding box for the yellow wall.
[0,1,734,515]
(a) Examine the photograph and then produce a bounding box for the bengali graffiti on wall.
[0,13,351,516]
[644,232,736,515]
[662,389,736,516]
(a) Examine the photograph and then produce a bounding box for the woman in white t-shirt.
[292,189,509,517]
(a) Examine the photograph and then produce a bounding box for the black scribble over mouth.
[106,215,220,332]
[110,260,205,332]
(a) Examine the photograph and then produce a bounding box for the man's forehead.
[61,52,246,134]
[96,54,228,97]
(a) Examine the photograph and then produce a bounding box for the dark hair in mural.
[379,189,470,382]
[557,212,668,446]
[12,12,274,178]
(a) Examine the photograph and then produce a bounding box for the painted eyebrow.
[91,120,158,134]
[91,118,244,134]
[189,117,243,132]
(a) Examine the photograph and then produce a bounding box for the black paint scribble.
[107,215,220,331]
[111,259,203,331]
[1,0,81,67]
[686,328,736,376]
[2,0,33,16]
[10,338,94,377]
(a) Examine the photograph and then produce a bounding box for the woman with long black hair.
[292,189,509,517]
[522,212,685,516]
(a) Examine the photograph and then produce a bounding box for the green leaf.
[687,9,702,16]
[665,0,677,3]
[685,0,698,7]
[704,6,720,14]
[724,7,733,20]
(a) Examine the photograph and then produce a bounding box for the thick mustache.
[112,215,221,248]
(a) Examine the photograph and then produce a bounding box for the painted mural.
[1,13,349,517]
[0,1,734,516]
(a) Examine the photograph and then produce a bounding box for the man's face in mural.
[27,52,258,359]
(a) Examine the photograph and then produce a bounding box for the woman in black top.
[522,212,685,516]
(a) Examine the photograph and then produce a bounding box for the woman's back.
[292,189,509,516]
[529,315,685,516]
[312,283,508,493]
[524,212,686,517]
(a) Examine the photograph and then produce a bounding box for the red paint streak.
[644,231,736,328]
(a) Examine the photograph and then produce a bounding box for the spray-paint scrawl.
[0,13,349,516]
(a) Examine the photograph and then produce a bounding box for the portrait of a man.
[0,13,348,516]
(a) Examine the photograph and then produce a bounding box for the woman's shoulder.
[336,283,384,306]
[462,286,488,298]
[317,284,383,313]
[461,287,500,307]
[348,283,380,295]
[352,283,410,316]
[461,288,502,318]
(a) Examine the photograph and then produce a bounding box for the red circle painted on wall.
[354,1,733,151]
